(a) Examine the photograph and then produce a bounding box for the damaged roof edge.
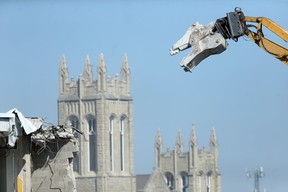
[0,108,42,148]
[1,108,79,149]
[8,108,41,134]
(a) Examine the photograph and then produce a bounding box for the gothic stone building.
[58,53,135,192]
[141,127,221,192]
[57,53,221,192]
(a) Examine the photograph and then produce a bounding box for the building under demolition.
[0,54,221,192]
[57,53,221,192]
[0,109,78,192]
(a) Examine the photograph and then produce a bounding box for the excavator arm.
[244,16,288,64]
[170,8,288,72]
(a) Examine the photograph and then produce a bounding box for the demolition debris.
[0,108,80,192]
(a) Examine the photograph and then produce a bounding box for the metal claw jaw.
[169,48,180,56]
[169,24,195,56]
[170,22,228,72]
[181,32,228,72]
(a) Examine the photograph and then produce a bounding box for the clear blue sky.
[0,0,287,192]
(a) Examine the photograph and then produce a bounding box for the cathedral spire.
[121,53,130,95]
[189,124,198,168]
[210,127,217,146]
[155,128,162,168]
[155,128,162,146]
[121,53,130,74]
[59,55,69,93]
[97,53,107,72]
[189,124,197,146]
[83,55,93,82]
[175,129,183,153]
[97,53,107,91]
[210,127,219,173]
[59,55,68,76]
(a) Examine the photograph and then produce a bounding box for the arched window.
[109,115,115,171]
[86,115,96,172]
[165,172,175,190]
[180,172,189,192]
[206,171,212,192]
[66,115,80,173]
[87,115,96,134]
[198,171,204,192]
[67,115,79,136]
[120,115,127,171]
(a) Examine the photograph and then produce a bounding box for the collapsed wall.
[0,109,79,192]
[31,125,79,192]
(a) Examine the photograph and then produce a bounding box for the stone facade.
[57,53,136,192]
[153,127,221,192]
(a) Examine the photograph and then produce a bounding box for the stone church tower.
[154,126,221,192]
[58,53,135,192]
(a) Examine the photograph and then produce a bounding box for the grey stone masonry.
[58,53,135,192]
[154,126,221,192]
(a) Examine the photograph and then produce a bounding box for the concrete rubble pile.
[31,125,76,148]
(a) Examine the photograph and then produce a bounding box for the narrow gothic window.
[165,172,174,190]
[87,116,96,171]
[181,172,189,192]
[70,117,79,137]
[206,171,212,192]
[120,116,126,171]
[198,171,204,192]
[109,115,115,171]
